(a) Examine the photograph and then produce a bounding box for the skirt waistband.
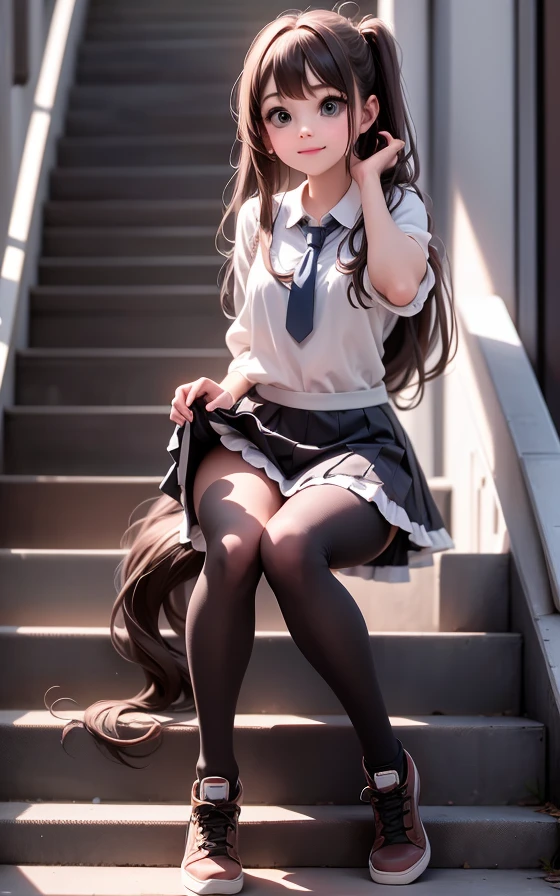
[253,382,389,410]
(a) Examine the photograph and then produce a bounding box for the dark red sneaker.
[181,776,244,894]
[360,748,431,885]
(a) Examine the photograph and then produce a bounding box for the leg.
[187,443,285,792]
[259,483,400,768]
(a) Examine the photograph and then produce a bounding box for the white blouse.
[224,177,436,411]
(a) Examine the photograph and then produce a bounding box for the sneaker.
[181,775,244,895]
[359,748,431,885]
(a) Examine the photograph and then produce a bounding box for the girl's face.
[259,63,378,176]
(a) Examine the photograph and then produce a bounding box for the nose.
[299,124,313,138]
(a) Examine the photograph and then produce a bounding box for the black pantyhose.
[187,479,400,794]
[259,484,401,769]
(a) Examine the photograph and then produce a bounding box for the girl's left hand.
[350,130,405,187]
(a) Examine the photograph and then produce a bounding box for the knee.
[205,526,263,587]
[260,518,325,583]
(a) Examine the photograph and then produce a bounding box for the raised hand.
[350,130,406,188]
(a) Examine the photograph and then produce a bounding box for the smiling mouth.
[297,147,326,154]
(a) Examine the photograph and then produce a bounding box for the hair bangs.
[258,25,351,108]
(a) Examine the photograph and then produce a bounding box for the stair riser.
[87,0,275,15]
[30,309,228,349]
[42,230,217,257]
[76,50,243,84]
[44,200,223,227]
[85,22,259,40]
[57,141,232,167]
[0,812,552,869]
[5,412,178,475]
[15,355,228,406]
[0,480,162,549]
[0,720,543,805]
[66,111,234,138]
[50,168,231,201]
[0,550,438,632]
[0,629,521,714]
[68,84,232,108]
[38,259,222,286]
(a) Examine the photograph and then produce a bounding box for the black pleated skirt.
[159,385,454,582]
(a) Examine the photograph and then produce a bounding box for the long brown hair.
[45,6,457,765]
[218,6,457,410]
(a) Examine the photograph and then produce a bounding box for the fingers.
[170,377,220,424]
[171,379,200,424]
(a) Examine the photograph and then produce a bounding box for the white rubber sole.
[369,834,431,886]
[181,865,244,895]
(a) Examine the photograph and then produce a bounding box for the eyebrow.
[261,85,340,105]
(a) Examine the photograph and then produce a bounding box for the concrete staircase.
[0,0,556,892]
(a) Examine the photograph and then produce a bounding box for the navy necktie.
[286,215,341,343]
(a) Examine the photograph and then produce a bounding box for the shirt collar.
[283,177,362,229]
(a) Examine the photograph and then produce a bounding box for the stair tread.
[38,255,222,264]
[0,800,549,822]
[0,626,519,639]
[52,164,231,173]
[79,37,248,49]
[0,708,541,729]
[58,133,233,144]
[43,226,216,234]
[17,347,229,357]
[0,865,551,895]
[31,285,219,293]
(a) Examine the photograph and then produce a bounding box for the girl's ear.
[358,94,379,136]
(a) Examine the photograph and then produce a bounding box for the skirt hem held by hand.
[159,385,455,583]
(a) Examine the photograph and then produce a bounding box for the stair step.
[42,227,217,256]
[0,549,509,634]
[85,21,262,40]
[0,710,542,804]
[4,407,178,475]
[0,626,521,714]
[0,469,433,553]
[68,82,232,108]
[15,349,230,405]
[44,199,223,227]
[78,36,248,55]
[38,256,222,285]
[0,866,554,894]
[87,0,278,15]
[57,135,233,167]
[76,39,246,83]
[0,476,162,548]
[0,545,439,633]
[65,109,234,138]
[49,165,232,200]
[0,804,553,869]
[29,286,227,348]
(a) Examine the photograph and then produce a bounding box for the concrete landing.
[0,865,554,894]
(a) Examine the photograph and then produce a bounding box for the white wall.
[433,0,516,316]
[434,0,517,551]
[377,0,439,477]
[0,0,54,252]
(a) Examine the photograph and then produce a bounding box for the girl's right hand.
[170,377,235,425]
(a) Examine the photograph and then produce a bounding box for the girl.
[47,6,457,892]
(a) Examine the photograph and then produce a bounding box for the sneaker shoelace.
[360,781,413,845]
[192,802,241,857]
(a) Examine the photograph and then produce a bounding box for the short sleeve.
[224,197,261,379]
[363,187,435,318]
